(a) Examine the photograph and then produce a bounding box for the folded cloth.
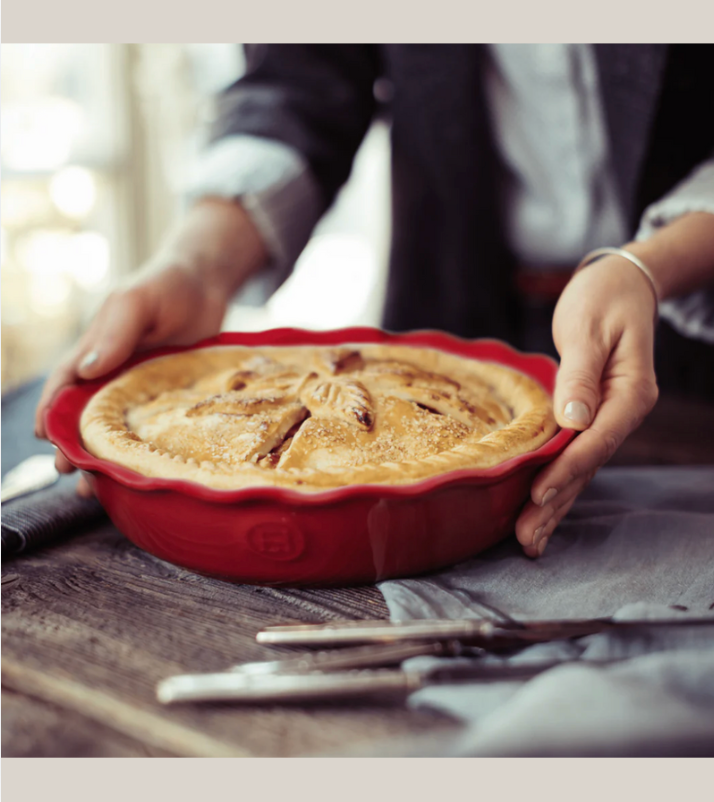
[378,466,714,756]
[1,477,105,556]
[2,378,106,556]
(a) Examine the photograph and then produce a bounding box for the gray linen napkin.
[1,476,105,556]
[378,466,714,756]
[2,378,106,557]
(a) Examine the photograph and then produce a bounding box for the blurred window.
[1,44,130,391]
[1,44,389,393]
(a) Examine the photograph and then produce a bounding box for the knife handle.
[157,669,422,705]
[257,618,493,646]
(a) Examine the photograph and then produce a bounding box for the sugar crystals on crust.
[80,344,558,491]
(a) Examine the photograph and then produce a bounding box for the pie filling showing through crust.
[79,344,558,492]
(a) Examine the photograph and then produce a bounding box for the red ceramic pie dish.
[45,328,574,586]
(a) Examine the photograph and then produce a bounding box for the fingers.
[35,354,81,438]
[35,289,153,439]
[531,379,655,511]
[521,350,657,557]
[521,322,657,557]
[535,352,657,506]
[518,491,582,559]
[516,469,594,556]
[75,290,151,380]
[553,335,608,431]
[53,451,93,497]
[76,475,94,498]
[55,451,76,474]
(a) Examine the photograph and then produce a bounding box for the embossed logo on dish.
[246,522,305,561]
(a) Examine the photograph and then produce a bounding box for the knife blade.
[229,639,466,675]
[256,616,714,648]
[1,455,59,504]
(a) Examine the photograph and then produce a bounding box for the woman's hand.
[34,198,268,492]
[515,211,714,557]
[515,210,714,557]
[515,255,659,557]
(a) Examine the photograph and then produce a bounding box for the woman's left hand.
[515,255,659,558]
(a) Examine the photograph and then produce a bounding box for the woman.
[35,45,714,557]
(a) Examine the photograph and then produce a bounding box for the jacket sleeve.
[635,154,714,345]
[211,45,381,210]
[186,45,380,296]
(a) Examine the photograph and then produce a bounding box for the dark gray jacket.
[211,45,714,347]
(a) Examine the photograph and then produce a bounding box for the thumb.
[77,290,152,380]
[553,339,608,431]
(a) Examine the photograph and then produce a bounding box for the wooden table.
[2,524,461,757]
[3,388,714,757]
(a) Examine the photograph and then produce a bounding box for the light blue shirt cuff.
[184,134,323,301]
[635,158,714,345]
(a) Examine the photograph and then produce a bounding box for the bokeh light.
[17,230,73,276]
[67,231,110,289]
[1,183,54,227]
[1,98,84,172]
[49,167,97,219]
[30,272,72,313]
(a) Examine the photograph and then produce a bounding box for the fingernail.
[537,538,548,556]
[532,525,545,547]
[563,400,591,427]
[79,350,100,372]
[540,488,558,507]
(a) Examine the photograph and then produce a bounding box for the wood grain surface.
[1,524,456,757]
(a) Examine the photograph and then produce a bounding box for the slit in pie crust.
[79,344,558,491]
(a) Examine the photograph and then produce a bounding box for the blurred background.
[1,44,391,394]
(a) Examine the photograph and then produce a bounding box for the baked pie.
[80,345,557,491]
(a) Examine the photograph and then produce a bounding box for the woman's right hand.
[34,198,268,487]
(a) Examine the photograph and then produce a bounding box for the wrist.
[621,240,671,301]
[575,247,659,319]
[626,211,714,301]
[158,198,269,298]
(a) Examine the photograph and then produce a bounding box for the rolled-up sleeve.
[184,45,379,300]
[635,157,714,345]
[185,133,323,294]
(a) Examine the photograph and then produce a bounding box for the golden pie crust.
[80,344,557,491]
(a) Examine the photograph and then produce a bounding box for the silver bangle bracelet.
[575,246,660,319]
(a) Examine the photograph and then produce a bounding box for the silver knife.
[1,455,59,503]
[256,616,714,648]
[156,657,614,705]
